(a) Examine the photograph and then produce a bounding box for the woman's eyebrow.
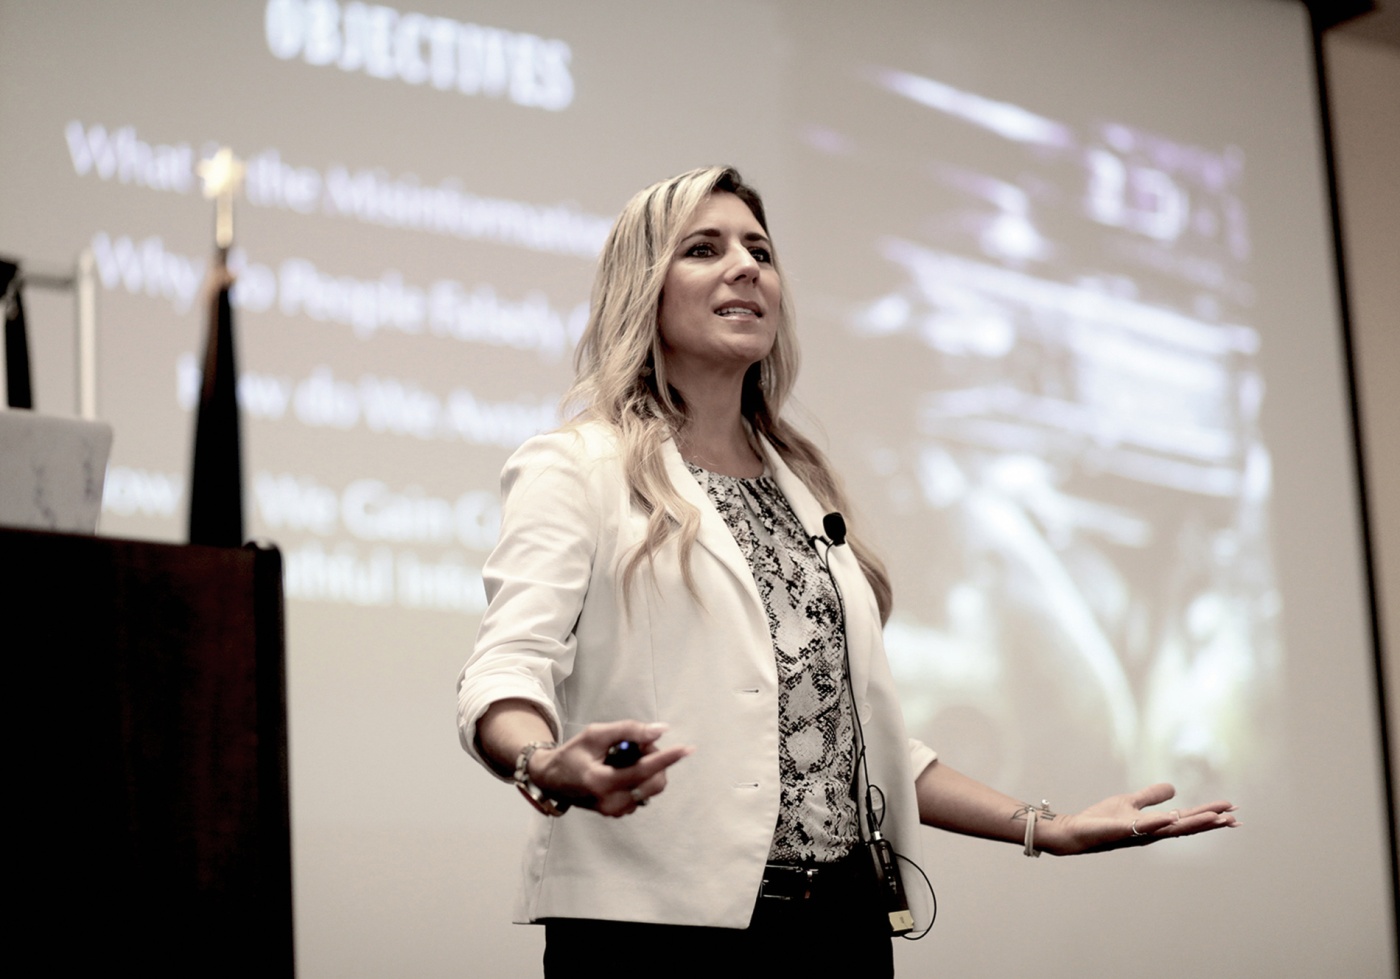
[679,227,772,245]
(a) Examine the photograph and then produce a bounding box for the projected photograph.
[788,43,1280,803]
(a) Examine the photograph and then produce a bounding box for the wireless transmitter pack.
[868,834,914,935]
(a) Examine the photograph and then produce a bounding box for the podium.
[6,528,294,976]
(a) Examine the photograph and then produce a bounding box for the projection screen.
[0,0,1391,974]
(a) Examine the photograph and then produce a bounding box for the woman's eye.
[681,241,771,262]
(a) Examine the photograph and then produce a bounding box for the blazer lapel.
[659,433,878,703]
[660,437,764,604]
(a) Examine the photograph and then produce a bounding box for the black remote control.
[604,740,643,768]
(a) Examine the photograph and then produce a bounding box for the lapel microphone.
[812,511,847,550]
[822,512,847,547]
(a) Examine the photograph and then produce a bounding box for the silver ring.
[630,787,647,807]
[1170,809,1181,823]
[1130,819,1144,837]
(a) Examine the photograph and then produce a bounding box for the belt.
[757,850,868,902]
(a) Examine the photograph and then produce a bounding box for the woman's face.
[657,191,780,384]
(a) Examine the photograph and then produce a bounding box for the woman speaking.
[457,165,1236,976]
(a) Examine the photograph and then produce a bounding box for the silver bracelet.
[514,741,570,817]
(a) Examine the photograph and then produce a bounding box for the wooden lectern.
[5,528,294,977]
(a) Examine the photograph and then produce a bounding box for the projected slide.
[45,4,616,619]
[0,0,1307,828]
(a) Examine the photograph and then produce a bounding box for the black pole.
[1303,2,1399,968]
[188,253,245,547]
[1,258,34,410]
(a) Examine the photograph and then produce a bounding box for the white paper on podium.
[0,410,113,533]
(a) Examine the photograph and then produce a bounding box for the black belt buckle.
[759,864,817,902]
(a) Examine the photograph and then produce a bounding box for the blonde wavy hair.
[564,165,892,623]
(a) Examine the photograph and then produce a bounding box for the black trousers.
[542,854,895,978]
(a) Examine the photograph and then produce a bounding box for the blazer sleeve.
[456,428,604,776]
[909,738,938,779]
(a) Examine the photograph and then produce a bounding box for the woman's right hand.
[529,720,694,817]
[478,700,694,817]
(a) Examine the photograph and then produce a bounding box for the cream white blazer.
[457,421,934,928]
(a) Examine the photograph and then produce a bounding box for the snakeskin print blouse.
[687,462,860,863]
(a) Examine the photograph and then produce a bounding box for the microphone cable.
[810,512,937,939]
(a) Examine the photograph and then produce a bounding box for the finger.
[581,744,693,799]
[603,772,670,816]
[589,745,693,794]
[1129,782,1176,809]
[1159,810,1239,837]
[629,767,671,801]
[1173,799,1237,819]
[627,744,694,778]
[596,769,674,817]
[1130,812,1178,837]
[577,719,671,750]
[595,790,643,818]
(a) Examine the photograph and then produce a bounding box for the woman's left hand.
[1038,783,1238,856]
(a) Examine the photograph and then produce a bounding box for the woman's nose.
[726,245,759,282]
